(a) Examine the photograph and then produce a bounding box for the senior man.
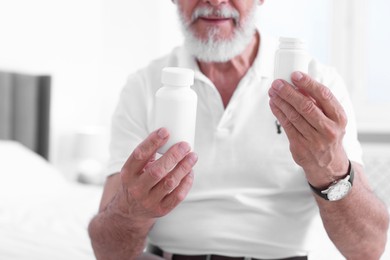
[88,1,389,259]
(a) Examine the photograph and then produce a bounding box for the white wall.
[0,0,101,177]
[99,0,183,125]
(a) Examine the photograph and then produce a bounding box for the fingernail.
[179,142,191,154]
[157,128,169,139]
[272,80,284,91]
[292,71,304,82]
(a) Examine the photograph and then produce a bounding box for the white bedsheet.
[0,141,102,260]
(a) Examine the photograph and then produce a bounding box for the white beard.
[177,3,258,63]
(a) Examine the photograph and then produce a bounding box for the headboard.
[0,70,51,160]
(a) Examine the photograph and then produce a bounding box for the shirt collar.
[176,45,212,85]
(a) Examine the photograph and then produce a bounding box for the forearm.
[88,193,155,260]
[315,163,389,259]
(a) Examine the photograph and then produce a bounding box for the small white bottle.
[274,37,310,85]
[154,67,197,154]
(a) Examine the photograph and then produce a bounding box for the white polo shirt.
[107,33,363,258]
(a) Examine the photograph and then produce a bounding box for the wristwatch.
[308,160,354,201]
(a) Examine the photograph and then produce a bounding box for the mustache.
[191,6,240,25]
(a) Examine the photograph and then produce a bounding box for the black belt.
[147,245,307,260]
[171,255,307,260]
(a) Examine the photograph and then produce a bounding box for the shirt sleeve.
[105,72,154,176]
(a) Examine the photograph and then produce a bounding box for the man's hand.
[268,71,349,187]
[117,127,198,220]
[89,128,198,259]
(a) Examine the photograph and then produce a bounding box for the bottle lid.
[279,37,306,49]
[161,67,194,86]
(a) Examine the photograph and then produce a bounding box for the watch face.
[327,180,352,201]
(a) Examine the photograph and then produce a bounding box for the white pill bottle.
[154,67,197,154]
[274,37,310,84]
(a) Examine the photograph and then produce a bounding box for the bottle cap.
[161,67,194,86]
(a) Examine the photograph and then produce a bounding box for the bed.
[0,70,102,259]
[0,141,102,260]
[0,70,389,259]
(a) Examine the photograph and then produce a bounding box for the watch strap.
[308,160,354,200]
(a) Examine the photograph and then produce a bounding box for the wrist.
[308,160,354,201]
[89,203,153,260]
[304,158,350,188]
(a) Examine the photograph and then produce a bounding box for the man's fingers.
[269,86,317,140]
[269,97,306,140]
[151,152,198,196]
[269,79,327,134]
[138,150,197,216]
[121,128,169,181]
[160,170,195,211]
[291,72,347,127]
[140,142,193,190]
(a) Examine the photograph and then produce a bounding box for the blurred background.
[0,0,389,181]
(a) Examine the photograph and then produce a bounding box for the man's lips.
[198,17,232,24]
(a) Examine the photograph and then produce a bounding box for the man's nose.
[203,0,228,6]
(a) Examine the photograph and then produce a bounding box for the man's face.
[175,0,262,62]
[176,0,258,42]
